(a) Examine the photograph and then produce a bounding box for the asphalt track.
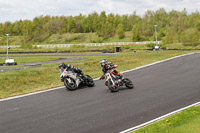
[0,53,200,133]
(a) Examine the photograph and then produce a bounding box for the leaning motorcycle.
[60,69,95,91]
[103,69,134,92]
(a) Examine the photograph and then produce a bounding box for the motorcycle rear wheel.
[86,75,95,87]
[64,78,77,91]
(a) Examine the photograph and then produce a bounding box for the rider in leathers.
[99,59,123,86]
[59,62,87,80]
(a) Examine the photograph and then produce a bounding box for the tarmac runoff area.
[0,57,86,71]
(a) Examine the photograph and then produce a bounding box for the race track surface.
[0,53,200,133]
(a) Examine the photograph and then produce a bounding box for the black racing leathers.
[100,62,120,80]
[66,65,87,79]
[102,63,115,75]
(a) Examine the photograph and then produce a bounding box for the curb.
[119,101,200,133]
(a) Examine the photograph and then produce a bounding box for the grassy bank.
[0,32,134,46]
[0,50,196,98]
[132,105,200,133]
[1,43,200,54]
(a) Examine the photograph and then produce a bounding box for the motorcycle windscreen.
[60,68,65,74]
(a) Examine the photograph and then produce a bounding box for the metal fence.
[0,41,161,48]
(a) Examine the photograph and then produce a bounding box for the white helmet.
[100,59,107,67]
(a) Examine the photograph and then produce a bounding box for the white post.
[154,25,158,46]
[5,34,10,60]
[154,25,159,50]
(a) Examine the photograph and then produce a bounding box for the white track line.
[119,101,200,133]
[122,52,196,74]
[0,52,198,102]
[0,86,64,102]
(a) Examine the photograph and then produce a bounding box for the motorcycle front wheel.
[124,78,134,89]
[108,81,119,92]
[64,78,77,91]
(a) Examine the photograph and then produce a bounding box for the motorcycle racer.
[99,59,123,85]
[59,62,88,80]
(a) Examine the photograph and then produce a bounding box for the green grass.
[0,65,24,69]
[104,31,133,42]
[0,32,132,46]
[132,105,200,133]
[1,32,200,53]
[1,32,200,52]
[0,45,113,53]
[43,32,98,44]
[0,57,59,64]
[166,43,200,50]
[0,50,196,99]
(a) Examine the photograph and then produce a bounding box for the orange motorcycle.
[103,67,134,92]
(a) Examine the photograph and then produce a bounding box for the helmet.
[59,62,65,69]
[100,59,107,67]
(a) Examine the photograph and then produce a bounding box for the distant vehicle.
[154,45,159,50]
[60,68,95,91]
[5,59,17,66]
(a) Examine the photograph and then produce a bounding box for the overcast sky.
[0,0,199,23]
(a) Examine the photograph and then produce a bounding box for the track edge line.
[119,101,200,133]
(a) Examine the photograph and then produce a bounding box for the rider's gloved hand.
[99,76,104,80]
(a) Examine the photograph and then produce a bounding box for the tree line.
[0,8,200,45]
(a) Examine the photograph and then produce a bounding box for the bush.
[147,43,155,49]
[181,28,200,46]
[159,44,167,49]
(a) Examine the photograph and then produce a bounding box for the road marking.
[8,108,19,111]
[0,86,64,102]
[122,52,196,74]
[0,52,198,102]
[119,101,200,133]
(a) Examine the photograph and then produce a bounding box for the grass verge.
[132,105,200,133]
[0,50,197,99]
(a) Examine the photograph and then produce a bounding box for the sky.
[0,0,200,23]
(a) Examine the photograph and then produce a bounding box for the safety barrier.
[0,41,161,48]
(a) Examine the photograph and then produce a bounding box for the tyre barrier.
[0,63,4,66]
[0,62,17,66]
[5,62,17,66]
